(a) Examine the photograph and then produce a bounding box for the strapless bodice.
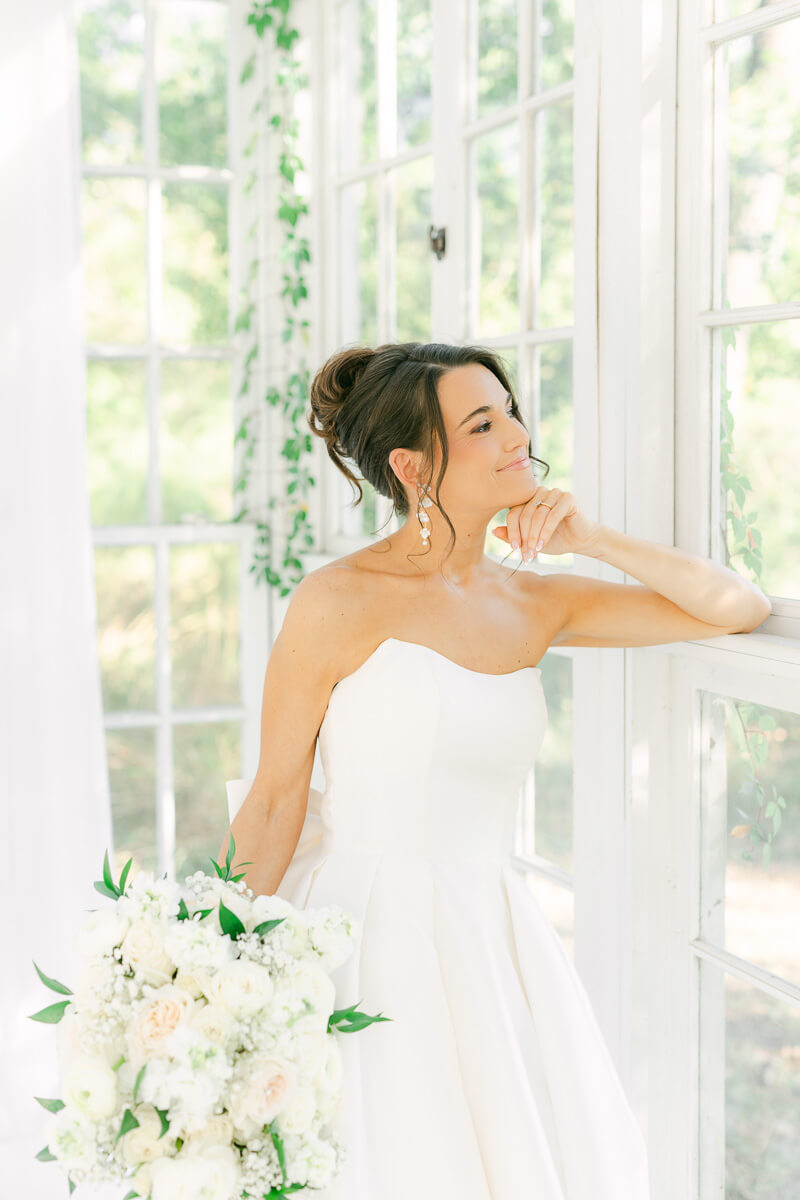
[227,637,548,892]
[313,637,547,862]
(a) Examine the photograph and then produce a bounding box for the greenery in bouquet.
[29,837,390,1199]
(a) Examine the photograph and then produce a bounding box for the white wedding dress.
[226,636,650,1199]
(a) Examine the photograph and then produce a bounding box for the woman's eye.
[473,405,515,434]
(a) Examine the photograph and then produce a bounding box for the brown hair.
[307,341,550,570]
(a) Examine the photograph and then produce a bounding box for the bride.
[221,340,770,1199]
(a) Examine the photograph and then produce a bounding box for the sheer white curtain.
[0,1,117,1195]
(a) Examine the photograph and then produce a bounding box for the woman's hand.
[493,487,603,561]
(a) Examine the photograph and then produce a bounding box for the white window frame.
[87,0,270,879]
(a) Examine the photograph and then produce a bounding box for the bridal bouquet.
[29,838,389,1198]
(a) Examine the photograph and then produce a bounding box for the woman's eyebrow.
[456,392,514,429]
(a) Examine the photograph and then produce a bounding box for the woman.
[223,341,770,1199]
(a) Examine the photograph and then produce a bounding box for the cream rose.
[174,968,209,1000]
[75,908,130,957]
[121,919,176,987]
[180,1113,235,1156]
[275,1083,317,1136]
[228,1053,297,1135]
[149,1144,240,1200]
[62,1052,118,1120]
[128,984,195,1063]
[189,1000,237,1048]
[205,960,274,1018]
[120,1104,176,1166]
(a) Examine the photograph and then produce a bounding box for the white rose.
[127,984,195,1063]
[121,919,176,987]
[285,960,336,1022]
[293,1027,329,1081]
[120,1104,176,1166]
[75,908,130,957]
[313,1034,343,1097]
[228,1053,297,1137]
[276,1083,317,1136]
[150,1143,240,1200]
[62,1052,118,1120]
[117,873,182,924]
[181,1113,235,1155]
[205,960,273,1018]
[173,968,207,999]
[189,1001,237,1048]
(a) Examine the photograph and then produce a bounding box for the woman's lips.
[500,456,531,471]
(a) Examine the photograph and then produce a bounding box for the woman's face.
[430,363,537,512]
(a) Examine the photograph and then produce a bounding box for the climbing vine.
[233,0,316,598]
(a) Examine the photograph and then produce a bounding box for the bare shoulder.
[273,558,381,685]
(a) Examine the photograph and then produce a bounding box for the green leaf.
[155,1107,170,1138]
[94,880,120,901]
[328,999,393,1033]
[177,897,190,922]
[207,856,226,879]
[69,1179,76,1194]
[29,1000,70,1024]
[118,856,134,895]
[253,917,286,937]
[102,849,119,897]
[34,1097,65,1113]
[225,831,236,874]
[219,902,246,940]
[133,1064,146,1104]
[115,1108,140,1143]
[32,961,73,996]
[35,1144,56,1161]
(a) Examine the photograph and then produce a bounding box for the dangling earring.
[416,481,432,545]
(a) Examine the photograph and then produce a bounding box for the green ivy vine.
[233,0,317,598]
[718,318,786,870]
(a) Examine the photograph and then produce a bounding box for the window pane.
[513,654,573,874]
[76,0,144,166]
[161,359,233,523]
[95,546,156,711]
[87,359,148,525]
[538,100,574,330]
[336,0,378,172]
[393,155,433,341]
[174,720,241,882]
[715,0,787,21]
[397,0,432,152]
[540,0,575,92]
[475,0,517,119]
[473,120,520,337]
[699,962,800,1198]
[700,690,800,987]
[157,0,228,169]
[83,177,147,343]
[169,543,240,708]
[108,726,157,877]
[339,177,379,345]
[715,320,800,601]
[162,180,229,345]
[714,20,800,312]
